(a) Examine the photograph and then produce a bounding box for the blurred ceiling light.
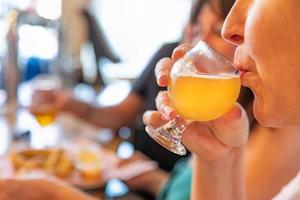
[0,120,10,156]
[3,0,31,11]
[36,0,61,20]
[0,19,8,56]
[18,24,58,59]
[97,81,132,106]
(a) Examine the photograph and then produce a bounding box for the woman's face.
[222,0,300,127]
[186,2,236,59]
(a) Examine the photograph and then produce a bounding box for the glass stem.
[161,116,188,141]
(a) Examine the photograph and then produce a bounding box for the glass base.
[146,126,187,155]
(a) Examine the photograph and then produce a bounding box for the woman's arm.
[31,90,144,130]
[192,148,246,200]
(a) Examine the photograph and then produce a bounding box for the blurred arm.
[62,92,144,130]
[0,179,96,200]
[126,169,169,196]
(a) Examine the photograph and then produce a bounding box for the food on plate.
[10,149,74,177]
[74,149,103,181]
[9,145,106,186]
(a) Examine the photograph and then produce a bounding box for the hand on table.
[114,152,169,196]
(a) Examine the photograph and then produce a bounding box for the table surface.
[0,105,126,199]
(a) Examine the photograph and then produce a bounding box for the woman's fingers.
[181,122,229,160]
[155,58,173,87]
[30,91,54,114]
[142,105,248,160]
[155,44,192,87]
[171,43,192,61]
[143,111,168,128]
[54,89,71,110]
[210,103,249,147]
[32,90,54,104]
[155,91,177,120]
[180,104,249,160]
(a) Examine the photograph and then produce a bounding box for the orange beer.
[32,104,57,126]
[169,73,240,121]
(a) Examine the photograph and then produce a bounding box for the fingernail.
[228,106,242,120]
[145,126,155,135]
[225,105,248,131]
[174,44,189,52]
[163,106,176,119]
[157,71,166,82]
[143,111,152,124]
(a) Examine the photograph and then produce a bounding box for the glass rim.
[194,40,235,67]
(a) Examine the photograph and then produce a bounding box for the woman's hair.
[190,0,235,24]
[219,0,236,18]
[190,0,208,24]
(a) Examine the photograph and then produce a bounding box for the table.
[0,105,121,199]
[0,98,148,200]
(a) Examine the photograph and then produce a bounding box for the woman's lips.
[235,63,251,78]
[235,64,252,85]
[238,69,255,87]
[238,70,248,80]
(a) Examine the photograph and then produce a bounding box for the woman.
[144,0,300,199]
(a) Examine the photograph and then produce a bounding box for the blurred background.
[0,0,191,108]
[0,1,192,199]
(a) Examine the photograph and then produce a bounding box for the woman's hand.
[144,43,249,199]
[145,43,249,161]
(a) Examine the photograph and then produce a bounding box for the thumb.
[211,103,249,148]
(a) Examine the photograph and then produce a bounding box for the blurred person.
[28,1,203,199]
[0,179,96,200]
[61,0,120,87]
[28,2,199,200]
[144,0,300,199]
[117,0,237,199]
[30,44,182,172]
[29,0,212,172]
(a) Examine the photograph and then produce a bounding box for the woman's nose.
[221,2,246,45]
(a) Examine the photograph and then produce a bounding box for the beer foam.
[176,72,240,79]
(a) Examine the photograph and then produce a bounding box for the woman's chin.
[253,99,284,128]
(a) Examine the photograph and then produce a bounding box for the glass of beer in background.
[146,40,241,155]
[31,75,61,127]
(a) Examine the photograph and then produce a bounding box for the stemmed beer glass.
[146,40,241,155]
